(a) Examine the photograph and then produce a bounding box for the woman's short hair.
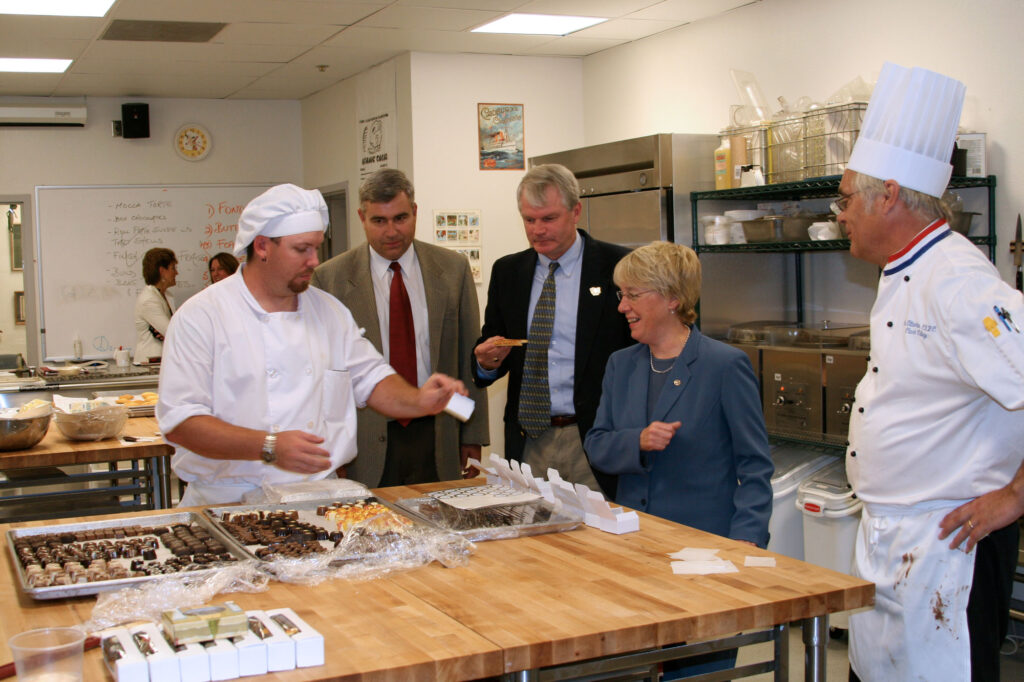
[613,241,701,324]
[517,163,580,211]
[142,247,177,285]
[208,252,240,276]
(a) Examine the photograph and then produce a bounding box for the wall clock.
[174,123,212,161]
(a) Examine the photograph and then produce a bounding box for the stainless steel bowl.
[0,414,51,451]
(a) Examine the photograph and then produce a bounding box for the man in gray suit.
[312,169,488,486]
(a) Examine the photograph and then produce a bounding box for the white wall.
[0,97,302,362]
[582,0,1024,316]
[302,51,584,456]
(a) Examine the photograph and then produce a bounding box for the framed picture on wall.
[478,103,524,171]
[13,291,25,325]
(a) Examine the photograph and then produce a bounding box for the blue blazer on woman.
[584,326,773,547]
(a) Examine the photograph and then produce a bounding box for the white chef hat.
[233,184,329,257]
[847,62,965,198]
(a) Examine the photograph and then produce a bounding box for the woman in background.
[134,247,177,363]
[584,241,773,678]
[207,251,239,284]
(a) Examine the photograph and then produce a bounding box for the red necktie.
[389,262,416,426]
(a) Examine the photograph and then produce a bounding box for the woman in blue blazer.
[584,241,772,546]
[584,241,773,678]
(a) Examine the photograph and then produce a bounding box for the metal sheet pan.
[8,511,249,600]
[393,490,582,542]
[202,496,427,564]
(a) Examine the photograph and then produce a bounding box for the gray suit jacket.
[311,240,489,486]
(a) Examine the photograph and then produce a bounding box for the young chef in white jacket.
[157,184,467,506]
[836,62,1024,681]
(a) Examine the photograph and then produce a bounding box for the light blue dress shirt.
[529,235,582,416]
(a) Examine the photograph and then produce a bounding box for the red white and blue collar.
[883,219,951,276]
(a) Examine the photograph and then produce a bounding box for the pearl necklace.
[649,329,690,374]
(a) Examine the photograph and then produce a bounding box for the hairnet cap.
[233,184,328,257]
[847,62,965,198]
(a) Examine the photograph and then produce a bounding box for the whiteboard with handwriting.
[34,184,271,361]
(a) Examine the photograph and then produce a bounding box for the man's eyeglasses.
[616,289,654,301]
[830,190,861,215]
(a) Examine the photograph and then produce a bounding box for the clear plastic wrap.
[257,512,475,584]
[204,499,475,584]
[83,560,269,633]
[393,487,583,542]
[242,478,370,504]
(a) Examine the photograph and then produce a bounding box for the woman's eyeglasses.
[616,289,654,301]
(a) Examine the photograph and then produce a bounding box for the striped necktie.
[518,261,559,438]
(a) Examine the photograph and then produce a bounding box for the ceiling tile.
[513,0,657,18]
[355,5,502,31]
[523,36,625,56]
[113,0,386,25]
[628,0,755,22]
[325,25,552,53]
[572,17,680,40]
[213,22,343,46]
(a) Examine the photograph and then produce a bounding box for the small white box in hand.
[202,639,239,681]
[100,628,149,682]
[247,611,295,672]
[265,607,324,668]
[444,393,475,422]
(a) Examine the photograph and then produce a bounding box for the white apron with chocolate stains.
[848,502,975,681]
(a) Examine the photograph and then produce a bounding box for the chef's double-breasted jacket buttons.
[887,321,894,327]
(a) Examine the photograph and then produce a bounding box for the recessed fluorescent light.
[473,13,607,36]
[0,58,72,73]
[0,0,115,17]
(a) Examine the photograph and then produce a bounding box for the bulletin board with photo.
[434,210,482,283]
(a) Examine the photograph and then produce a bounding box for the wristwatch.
[260,433,277,464]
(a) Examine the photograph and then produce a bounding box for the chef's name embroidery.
[904,319,936,339]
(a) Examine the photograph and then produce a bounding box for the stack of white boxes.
[101,607,324,682]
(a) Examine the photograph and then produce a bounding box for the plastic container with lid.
[726,320,794,345]
[766,446,834,560]
[766,322,869,348]
[797,458,863,629]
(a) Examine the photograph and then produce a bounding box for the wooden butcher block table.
[0,479,873,681]
[0,417,174,520]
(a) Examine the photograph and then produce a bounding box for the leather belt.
[550,415,577,427]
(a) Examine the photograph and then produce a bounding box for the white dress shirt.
[368,245,432,386]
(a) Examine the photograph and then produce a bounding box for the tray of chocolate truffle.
[7,512,248,599]
[202,497,424,564]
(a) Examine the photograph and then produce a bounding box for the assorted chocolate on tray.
[206,498,416,562]
[6,512,248,599]
[13,523,237,587]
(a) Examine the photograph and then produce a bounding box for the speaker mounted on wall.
[122,103,150,139]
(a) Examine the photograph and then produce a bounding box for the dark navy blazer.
[584,327,773,547]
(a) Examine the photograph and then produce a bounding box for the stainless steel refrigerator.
[529,133,718,247]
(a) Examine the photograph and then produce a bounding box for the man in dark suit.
[312,169,489,487]
[473,164,632,496]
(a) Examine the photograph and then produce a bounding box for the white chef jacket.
[847,220,1024,505]
[134,285,175,364]
[157,268,395,490]
[845,219,1024,681]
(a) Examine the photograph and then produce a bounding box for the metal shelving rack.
[689,175,997,451]
[690,174,997,323]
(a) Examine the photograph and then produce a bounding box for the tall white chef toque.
[232,183,329,257]
[847,62,965,198]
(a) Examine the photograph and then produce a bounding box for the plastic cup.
[8,627,85,682]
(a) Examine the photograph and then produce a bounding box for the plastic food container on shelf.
[723,209,767,222]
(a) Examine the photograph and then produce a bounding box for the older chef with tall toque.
[835,63,1024,681]
[157,184,466,506]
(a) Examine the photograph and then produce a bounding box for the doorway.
[319,182,348,262]
[0,195,30,363]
